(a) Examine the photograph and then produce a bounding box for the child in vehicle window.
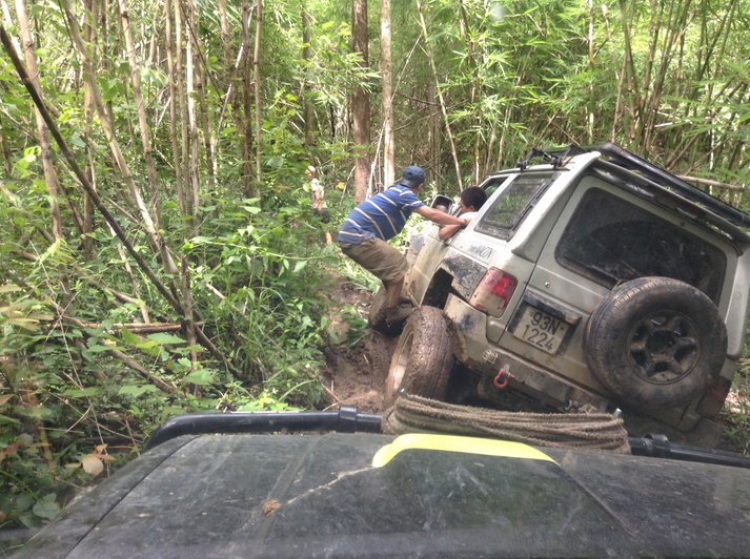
[439,186,488,241]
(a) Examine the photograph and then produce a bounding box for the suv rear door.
[499,167,733,396]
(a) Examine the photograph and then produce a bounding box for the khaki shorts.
[339,238,408,287]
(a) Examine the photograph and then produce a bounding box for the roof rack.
[549,143,750,229]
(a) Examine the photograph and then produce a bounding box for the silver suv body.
[402,144,750,441]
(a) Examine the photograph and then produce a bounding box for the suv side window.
[555,187,726,302]
[475,172,558,240]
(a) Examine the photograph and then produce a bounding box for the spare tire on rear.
[384,307,454,407]
[585,276,727,409]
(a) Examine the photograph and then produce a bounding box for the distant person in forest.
[438,186,488,241]
[338,165,470,327]
[305,165,332,244]
[305,165,330,224]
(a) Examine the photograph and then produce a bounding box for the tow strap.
[382,393,631,454]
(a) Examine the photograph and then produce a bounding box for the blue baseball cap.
[400,165,425,188]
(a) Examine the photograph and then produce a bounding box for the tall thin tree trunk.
[417,0,462,191]
[15,0,63,241]
[218,0,232,66]
[351,0,370,201]
[0,126,11,177]
[60,0,177,273]
[618,0,640,144]
[253,0,262,187]
[181,256,198,370]
[196,61,216,191]
[241,0,254,197]
[186,0,200,232]
[428,81,440,188]
[380,0,394,187]
[165,0,184,211]
[174,0,190,217]
[82,0,98,260]
[302,3,313,150]
[218,0,245,156]
[91,0,149,318]
[118,0,164,231]
[458,0,480,183]
[0,2,16,182]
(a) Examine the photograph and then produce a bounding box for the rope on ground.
[382,394,631,454]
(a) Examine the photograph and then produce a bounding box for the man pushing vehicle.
[338,165,469,328]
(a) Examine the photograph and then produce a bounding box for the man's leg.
[340,238,414,326]
[385,277,404,308]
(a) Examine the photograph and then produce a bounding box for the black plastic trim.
[146,407,382,449]
[629,434,750,469]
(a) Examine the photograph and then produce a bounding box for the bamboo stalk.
[59,0,177,274]
[164,0,184,213]
[185,0,201,234]
[117,0,165,233]
[253,0,263,188]
[416,0,463,190]
[63,320,185,333]
[0,26,183,313]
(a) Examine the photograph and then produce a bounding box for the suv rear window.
[556,188,726,302]
[475,172,558,240]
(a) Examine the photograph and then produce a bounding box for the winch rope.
[382,393,631,454]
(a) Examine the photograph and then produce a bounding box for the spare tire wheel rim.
[626,310,700,384]
[388,329,415,396]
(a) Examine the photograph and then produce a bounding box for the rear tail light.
[696,376,732,418]
[469,268,518,317]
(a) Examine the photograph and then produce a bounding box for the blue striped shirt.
[338,184,425,245]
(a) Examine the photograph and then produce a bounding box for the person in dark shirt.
[338,165,468,327]
[438,186,488,241]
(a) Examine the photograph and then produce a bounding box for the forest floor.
[321,281,393,414]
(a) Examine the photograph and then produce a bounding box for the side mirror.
[430,194,455,214]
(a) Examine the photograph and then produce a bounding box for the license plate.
[513,306,569,355]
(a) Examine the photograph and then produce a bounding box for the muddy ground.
[322,281,393,414]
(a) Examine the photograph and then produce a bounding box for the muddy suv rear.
[385,144,750,443]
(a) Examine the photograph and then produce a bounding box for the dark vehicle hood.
[15,433,750,558]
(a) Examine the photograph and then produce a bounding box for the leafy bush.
[0,187,341,529]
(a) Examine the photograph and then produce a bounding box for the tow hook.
[493,367,513,390]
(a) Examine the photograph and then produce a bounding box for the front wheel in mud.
[384,306,454,407]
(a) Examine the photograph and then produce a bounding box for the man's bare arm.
[415,206,467,227]
[439,223,463,241]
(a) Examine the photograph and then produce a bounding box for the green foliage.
[187,195,334,408]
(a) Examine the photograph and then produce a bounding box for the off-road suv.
[374,144,750,444]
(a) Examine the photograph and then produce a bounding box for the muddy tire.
[585,276,726,409]
[384,307,454,407]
